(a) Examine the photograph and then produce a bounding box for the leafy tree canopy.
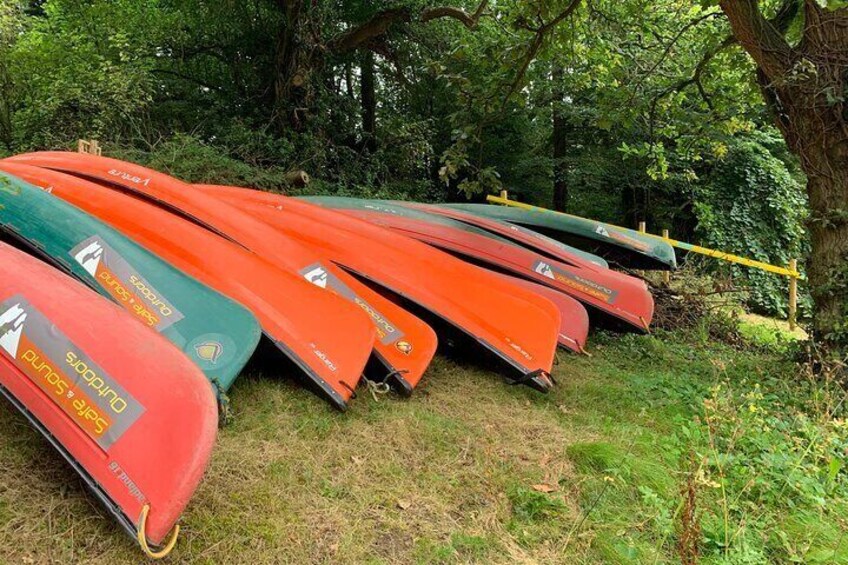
[1,0,836,327]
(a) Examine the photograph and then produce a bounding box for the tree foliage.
[0,0,831,322]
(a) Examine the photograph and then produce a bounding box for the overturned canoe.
[303,197,654,332]
[0,162,385,407]
[488,271,590,353]
[5,155,436,402]
[0,241,218,557]
[0,170,260,394]
[446,203,677,270]
[196,184,584,359]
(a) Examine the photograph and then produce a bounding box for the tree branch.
[421,0,489,29]
[328,8,411,53]
[629,11,722,102]
[652,0,801,111]
[501,0,583,107]
[718,0,794,80]
[329,1,489,54]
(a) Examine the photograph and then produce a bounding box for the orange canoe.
[198,184,589,354]
[3,156,438,397]
[8,152,560,389]
[0,162,383,409]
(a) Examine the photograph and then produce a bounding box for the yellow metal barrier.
[487,193,802,329]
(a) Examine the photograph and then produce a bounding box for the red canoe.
[489,272,590,353]
[0,241,217,557]
[0,162,387,408]
[3,156,439,402]
[9,152,562,391]
[196,184,589,355]
[304,197,655,332]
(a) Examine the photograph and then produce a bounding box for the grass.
[0,319,846,563]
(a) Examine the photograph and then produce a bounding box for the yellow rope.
[137,504,180,560]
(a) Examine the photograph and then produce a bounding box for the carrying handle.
[137,504,180,560]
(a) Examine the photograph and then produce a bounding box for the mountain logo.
[73,240,105,277]
[533,261,555,279]
[303,265,329,289]
[0,303,27,359]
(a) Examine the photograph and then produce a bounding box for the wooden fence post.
[788,259,798,331]
[77,139,102,155]
[662,229,671,285]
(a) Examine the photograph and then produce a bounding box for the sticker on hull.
[70,236,184,331]
[300,263,405,346]
[0,296,145,450]
[594,225,652,252]
[532,260,618,304]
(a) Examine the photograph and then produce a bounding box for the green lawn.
[0,321,845,563]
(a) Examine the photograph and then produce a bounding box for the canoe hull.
[5,153,436,403]
[0,241,217,549]
[302,197,654,332]
[6,152,561,391]
[407,202,609,269]
[195,184,564,389]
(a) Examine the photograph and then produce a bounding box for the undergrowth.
[567,313,848,564]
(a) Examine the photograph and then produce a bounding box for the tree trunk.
[273,0,312,132]
[552,67,569,211]
[0,69,11,149]
[361,50,377,152]
[720,1,848,356]
[345,62,355,99]
[784,97,848,352]
[767,6,848,354]
[805,155,848,350]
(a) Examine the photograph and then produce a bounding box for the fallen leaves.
[531,483,557,493]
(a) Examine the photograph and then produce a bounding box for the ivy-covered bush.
[694,132,809,316]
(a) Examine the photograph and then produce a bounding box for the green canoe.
[0,171,261,393]
[446,203,677,270]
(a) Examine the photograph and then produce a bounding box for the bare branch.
[421,0,489,29]
[329,1,489,54]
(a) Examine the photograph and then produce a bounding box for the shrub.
[694,132,809,317]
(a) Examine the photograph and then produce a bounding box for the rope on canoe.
[364,378,391,401]
[212,379,233,427]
